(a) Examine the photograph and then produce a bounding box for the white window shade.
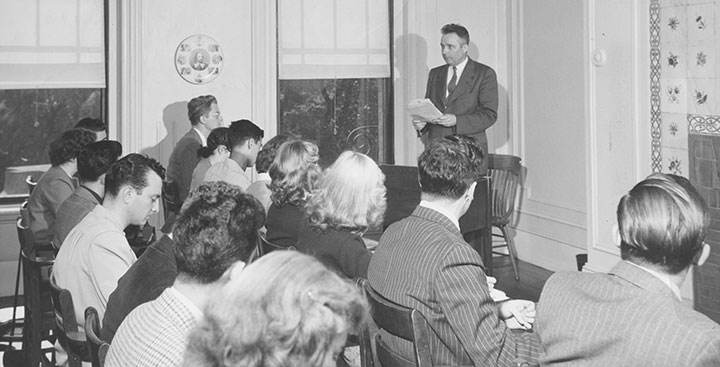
[278,0,390,80]
[0,0,105,89]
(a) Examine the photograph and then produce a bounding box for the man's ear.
[98,173,106,186]
[226,260,246,280]
[695,243,710,266]
[465,181,478,201]
[120,185,134,204]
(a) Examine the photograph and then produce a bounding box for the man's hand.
[412,119,427,131]
[498,299,535,330]
[433,114,457,127]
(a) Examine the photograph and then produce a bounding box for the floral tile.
[662,146,689,177]
[661,6,687,45]
[663,43,687,78]
[687,77,715,114]
[687,42,715,78]
[663,112,689,148]
[661,77,688,113]
[686,3,715,44]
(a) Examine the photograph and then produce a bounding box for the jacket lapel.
[446,59,478,106]
[435,65,450,109]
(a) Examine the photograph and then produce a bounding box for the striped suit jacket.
[537,260,720,366]
[368,206,540,366]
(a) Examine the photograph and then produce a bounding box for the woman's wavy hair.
[197,127,230,159]
[183,251,369,367]
[305,151,386,233]
[268,140,321,207]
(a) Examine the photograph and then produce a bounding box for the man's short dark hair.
[228,119,264,149]
[441,23,470,45]
[48,129,97,166]
[173,182,266,284]
[618,173,709,274]
[105,154,166,197]
[255,134,293,173]
[418,135,484,200]
[77,140,123,183]
[74,117,107,132]
[187,95,217,126]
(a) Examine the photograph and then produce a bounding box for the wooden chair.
[84,307,109,367]
[49,273,89,367]
[488,154,523,280]
[0,205,29,350]
[26,175,37,195]
[361,279,433,367]
[20,250,56,367]
[258,233,296,257]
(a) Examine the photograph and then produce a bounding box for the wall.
[511,0,588,272]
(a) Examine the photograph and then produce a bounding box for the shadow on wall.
[140,101,190,167]
[394,33,428,158]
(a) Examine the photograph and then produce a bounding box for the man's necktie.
[447,66,457,96]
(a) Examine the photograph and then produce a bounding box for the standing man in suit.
[167,95,224,204]
[537,173,720,366]
[414,23,498,157]
[368,136,540,366]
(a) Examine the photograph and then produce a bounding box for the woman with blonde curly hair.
[183,251,369,367]
[265,140,321,247]
[296,150,386,279]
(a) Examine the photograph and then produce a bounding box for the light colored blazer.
[368,206,540,366]
[537,260,720,366]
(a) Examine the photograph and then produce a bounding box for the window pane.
[0,88,103,197]
[278,78,389,166]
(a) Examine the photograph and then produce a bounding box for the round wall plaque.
[174,34,223,84]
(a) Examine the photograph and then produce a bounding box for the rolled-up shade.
[0,0,105,89]
[278,0,391,80]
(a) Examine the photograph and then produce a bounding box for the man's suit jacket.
[423,58,498,155]
[368,206,539,366]
[537,260,720,366]
[167,129,202,204]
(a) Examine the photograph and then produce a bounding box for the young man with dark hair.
[27,128,96,250]
[414,23,498,159]
[537,173,720,366]
[53,153,165,331]
[246,133,292,210]
[74,117,107,141]
[204,119,264,190]
[105,182,265,367]
[167,95,223,203]
[52,140,122,246]
[368,135,540,366]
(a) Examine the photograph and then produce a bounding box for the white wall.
[512,0,588,272]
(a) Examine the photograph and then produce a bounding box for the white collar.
[256,172,270,182]
[627,261,682,300]
[448,56,469,80]
[192,127,207,146]
[419,200,460,230]
[167,286,204,321]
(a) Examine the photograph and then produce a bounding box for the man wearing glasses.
[167,95,224,205]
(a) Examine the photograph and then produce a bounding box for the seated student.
[296,151,384,279]
[183,251,369,367]
[105,182,264,367]
[265,140,321,247]
[246,134,292,211]
[537,173,720,367]
[27,129,96,250]
[53,154,165,329]
[52,140,122,246]
[189,127,229,193]
[74,117,107,141]
[203,119,263,190]
[167,95,223,204]
[368,136,540,366]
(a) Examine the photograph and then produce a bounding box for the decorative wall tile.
[689,113,720,135]
[686,4,714,44]
[663,146,689,176]
[687,42,715,78]
[664,43,687,78]
[659,0,684,7]
[661,77,688,113]
[661,6,688,45]
[687,77,714,114]
[663,112,689,148]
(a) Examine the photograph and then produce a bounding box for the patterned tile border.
[689,114,720,135]
[650,0,663,172]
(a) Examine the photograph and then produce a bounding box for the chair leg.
[9,248,23,345]
[499,225,519,281]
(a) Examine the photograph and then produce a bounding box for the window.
[277,0,392,166]
[0,0,106,199]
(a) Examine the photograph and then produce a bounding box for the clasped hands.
[412,114,457,131]
[498,299,536,331]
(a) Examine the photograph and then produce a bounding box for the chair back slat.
[50,273,89,366]
[361,279,433,367]
[85,307,109,367]
[487,154,522,226]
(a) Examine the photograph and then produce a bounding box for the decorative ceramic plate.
[174,34,223,84]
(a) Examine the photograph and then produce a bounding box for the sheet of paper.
[407,98,442,122]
